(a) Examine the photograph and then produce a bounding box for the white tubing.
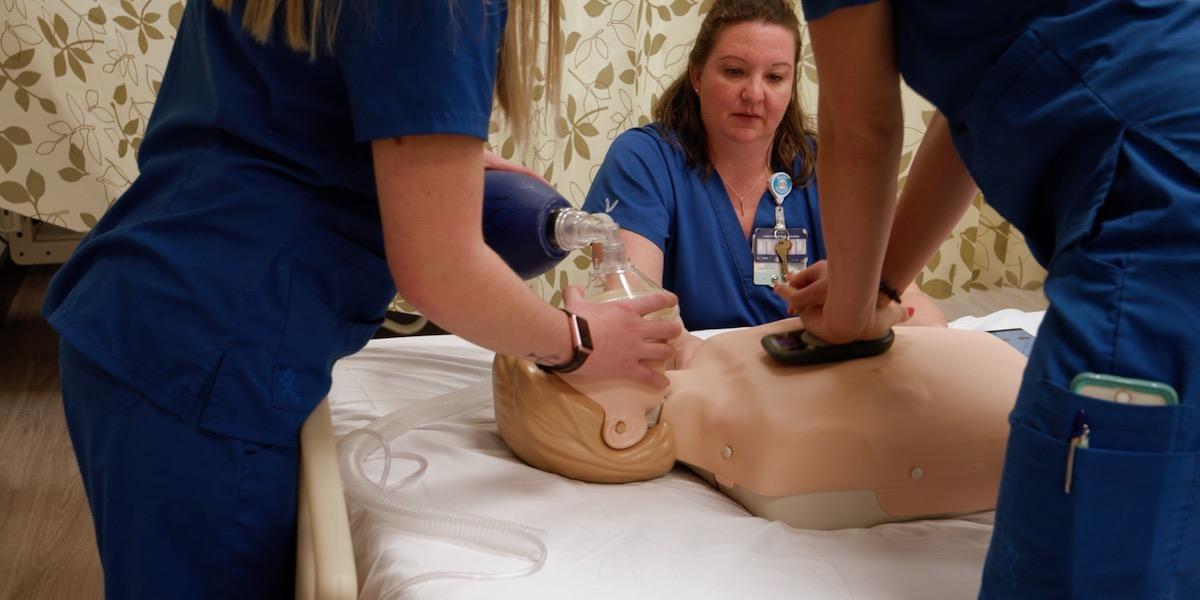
[337,380,547,597]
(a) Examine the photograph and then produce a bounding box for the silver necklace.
[724,170,768,217]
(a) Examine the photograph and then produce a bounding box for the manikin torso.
[493,320,1025,529]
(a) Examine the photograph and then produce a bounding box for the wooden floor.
[0,264,104,599]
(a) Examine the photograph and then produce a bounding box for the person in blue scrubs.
[583,0,939,366]
[43,0,681,596]
[779,1,1200,597]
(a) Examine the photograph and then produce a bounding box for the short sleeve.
[581,128,678,252]
[800,0,880,21]
[335,0,505,142]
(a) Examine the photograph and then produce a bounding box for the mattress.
[328,311,1044,599]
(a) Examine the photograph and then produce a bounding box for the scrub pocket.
[984,381,1200,599]
[271,223,395,412]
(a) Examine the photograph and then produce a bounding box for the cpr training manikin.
[476,171,1026,530]
[493,276,1026,531]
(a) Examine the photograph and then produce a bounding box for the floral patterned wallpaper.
[0,0,1043,302]
[0,0,175,229]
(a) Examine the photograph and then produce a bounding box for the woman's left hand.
[774,260,911,341]
[773,260,828,314]
[483,149,550,184]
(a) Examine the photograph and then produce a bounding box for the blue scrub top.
[582,125,824,331]
[800,0,1200,265]
[802,0,1049,126]
[43,0,505,445]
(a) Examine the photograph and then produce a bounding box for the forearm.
[816,95,904,341]
[376,136,573,366]
[619,230,665,286]
[881,111,978,292]
[397,241,573,364]
[808,0,904,343]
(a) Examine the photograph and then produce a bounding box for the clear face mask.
[583,237,679,322]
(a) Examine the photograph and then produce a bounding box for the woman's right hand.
[775,260,829,313]
[775,260,910,342]
[563,286,682,388]
[797,300,909,343]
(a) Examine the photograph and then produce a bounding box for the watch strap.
[537,309,593,373]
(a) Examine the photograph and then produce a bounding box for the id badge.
[751,227,807,286]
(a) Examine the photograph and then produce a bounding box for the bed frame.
[296,398,358,599]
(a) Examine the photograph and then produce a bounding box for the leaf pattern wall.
[0,0,175,229]
[495,0,1045,306]
[0,0,1043,303]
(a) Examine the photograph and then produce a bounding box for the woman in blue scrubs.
[583,0,938,366]
[779,1,1200,597]
[44,0,681,596]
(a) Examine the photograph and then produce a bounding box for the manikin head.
[492,354,675,484]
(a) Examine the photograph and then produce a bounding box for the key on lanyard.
[775,238,792,279]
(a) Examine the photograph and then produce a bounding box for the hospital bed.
[296,310,1045,600]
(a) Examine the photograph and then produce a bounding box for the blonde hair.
[492,354,676,484]
[210,0,560,145]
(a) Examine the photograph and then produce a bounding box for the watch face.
[573,313,593,354]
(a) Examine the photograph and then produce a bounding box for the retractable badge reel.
[752,172,808,286]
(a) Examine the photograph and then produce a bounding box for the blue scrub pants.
[61,340,299,598]
[980,134,1200,598]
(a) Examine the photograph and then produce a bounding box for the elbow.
[838,118,903,158]
[824,103,904,157]
[392,273,432,314]
[386,251,443,320]
[386,238,488,325]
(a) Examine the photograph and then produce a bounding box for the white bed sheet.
[328,311,1045,599]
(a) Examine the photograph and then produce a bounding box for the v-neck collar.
[705,171,770,290]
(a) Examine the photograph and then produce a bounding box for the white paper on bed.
[329,312,1044,599]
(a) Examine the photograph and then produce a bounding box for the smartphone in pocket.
[1071,372,1179,406]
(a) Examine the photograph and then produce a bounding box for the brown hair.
[653,0,815,182]
[209,0,560,146]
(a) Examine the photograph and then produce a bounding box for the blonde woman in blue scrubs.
[43,0,681,596]
[779,0,1200,597]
